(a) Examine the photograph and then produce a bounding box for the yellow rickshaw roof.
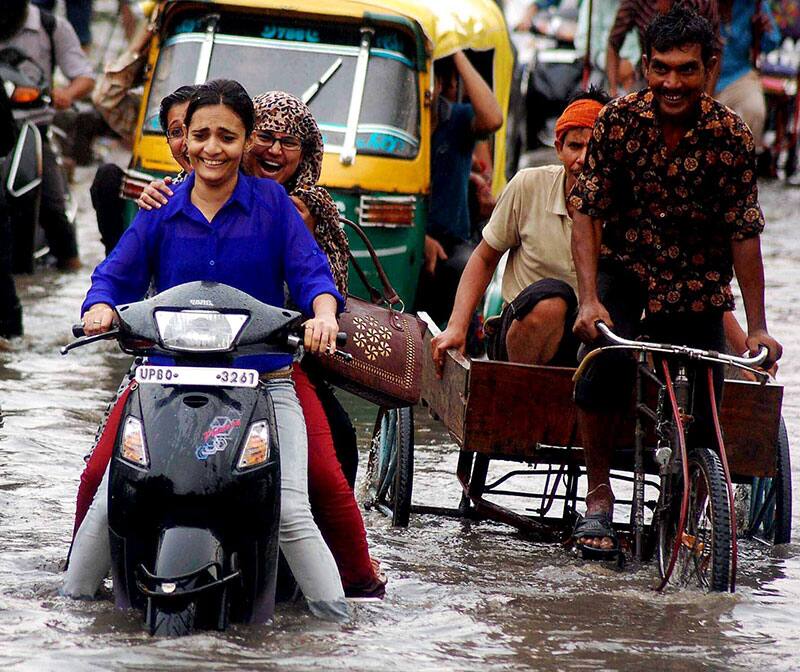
[161,0,512,61]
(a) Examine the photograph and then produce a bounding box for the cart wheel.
[743,416,792,544]
[657,448,733,592]
[364,407,414,527]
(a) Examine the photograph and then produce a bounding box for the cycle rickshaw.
[364,313,791,592]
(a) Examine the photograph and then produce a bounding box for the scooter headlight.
[121,416,150,468]
[154,310,247,352]
[237,421,270,470]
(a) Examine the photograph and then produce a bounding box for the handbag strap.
[340,217,402,306]
[348,248,383,304]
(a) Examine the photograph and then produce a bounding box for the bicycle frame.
[581,323,769,590]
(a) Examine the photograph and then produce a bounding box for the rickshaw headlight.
[237,421,270,470]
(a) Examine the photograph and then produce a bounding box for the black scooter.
[62,281,342,636]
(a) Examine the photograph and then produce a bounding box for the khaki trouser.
[717,70,767,146]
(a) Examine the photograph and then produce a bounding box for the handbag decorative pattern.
[352,315,393,361]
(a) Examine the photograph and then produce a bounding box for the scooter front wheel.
[150,602,197,637]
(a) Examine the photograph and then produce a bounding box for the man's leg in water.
[573,267,646,549]
[576,408,625,549]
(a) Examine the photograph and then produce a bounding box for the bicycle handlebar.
[595,321,769,368]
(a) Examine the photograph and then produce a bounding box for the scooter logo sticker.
[196,414,242,461]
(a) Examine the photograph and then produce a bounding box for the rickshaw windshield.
[143,15,420,159]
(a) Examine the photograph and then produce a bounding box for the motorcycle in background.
[506,1,582,161]
[0,48,76,273]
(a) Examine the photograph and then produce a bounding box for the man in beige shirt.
[432,90,609,372]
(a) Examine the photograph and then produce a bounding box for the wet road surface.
[1,152,800,670]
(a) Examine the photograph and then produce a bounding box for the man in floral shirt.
[568,5,782,555]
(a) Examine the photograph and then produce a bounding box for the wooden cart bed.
[420,321,783,479]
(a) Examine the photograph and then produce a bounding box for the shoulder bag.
[308,218,426,408]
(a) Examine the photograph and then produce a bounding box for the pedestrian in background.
[31,0,92,48]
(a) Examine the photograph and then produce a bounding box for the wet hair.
[183,79,255,136]
[158,85,198,135]
[0,1,28,42]
[644,4,716,65]
[566,86,611,107]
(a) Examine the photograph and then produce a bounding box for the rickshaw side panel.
[719,380,782,478]
[464,360,577,457]
[421,327,469,444]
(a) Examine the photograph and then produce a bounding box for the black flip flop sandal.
[572,512,621,561]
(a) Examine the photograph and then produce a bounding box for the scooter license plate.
[135,365,260,388]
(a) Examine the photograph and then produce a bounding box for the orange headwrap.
[554,99,604,143]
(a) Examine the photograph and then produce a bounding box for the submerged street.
[0,144,798,670]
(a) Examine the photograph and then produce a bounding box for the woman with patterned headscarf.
[136,90,385,599]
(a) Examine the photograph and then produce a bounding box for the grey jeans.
[62,378,349,621]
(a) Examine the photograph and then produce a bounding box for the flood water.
[0,155,797,672]
[3,119,800,672]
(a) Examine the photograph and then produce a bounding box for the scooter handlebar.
[72,323,85,337]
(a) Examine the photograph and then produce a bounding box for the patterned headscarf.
[252,91,349,295]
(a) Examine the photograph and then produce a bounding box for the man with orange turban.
[432,89,609,373]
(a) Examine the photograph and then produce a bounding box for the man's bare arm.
[453,51,504,135]
[571,210,610,342]
[52,75,95,109]
[431,240,503,374]
[606,44,621,97]
[731,236,782,363]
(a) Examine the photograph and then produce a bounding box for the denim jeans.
[63,378,349,621]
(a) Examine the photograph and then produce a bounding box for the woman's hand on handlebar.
[137,177,174,210]
[304,292,340,357]
[303,314,339,355]
[81,303,115,336]
[573,299,613,343]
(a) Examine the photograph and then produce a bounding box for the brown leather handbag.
[309,218,426,408]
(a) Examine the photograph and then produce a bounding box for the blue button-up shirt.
[83,172,343,372]
[717,0,781,93]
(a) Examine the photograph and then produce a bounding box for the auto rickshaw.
[121,0,514,307]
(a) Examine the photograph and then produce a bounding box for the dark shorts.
[574,265,726,448]
[487,278,579,366]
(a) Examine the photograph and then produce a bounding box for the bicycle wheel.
[743,417,792,544]
[657,447,733,592]
[364,407,414,527]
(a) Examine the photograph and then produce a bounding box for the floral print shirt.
[569,90,765,314]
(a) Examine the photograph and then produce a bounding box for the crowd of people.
[0,0,789,615]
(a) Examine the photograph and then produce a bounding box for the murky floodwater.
[3,112,800,672]
[1,155,797,672]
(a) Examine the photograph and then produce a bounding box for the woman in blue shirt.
[63,79,349,621]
